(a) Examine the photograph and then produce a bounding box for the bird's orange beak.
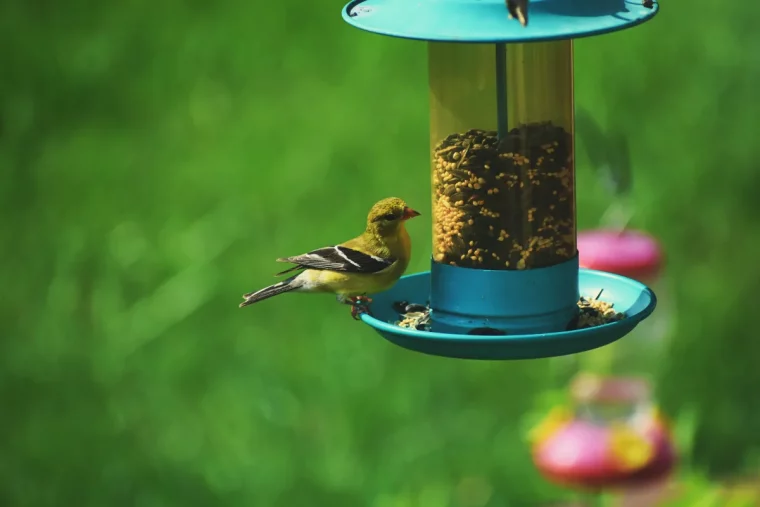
[402,207,421,220]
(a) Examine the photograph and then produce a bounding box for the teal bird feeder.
[343,0,659,359]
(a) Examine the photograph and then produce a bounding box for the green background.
[1,0,759,505]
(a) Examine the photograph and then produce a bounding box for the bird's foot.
[348,295,373,306]
[348,295,373,321]
[351,304,369,320]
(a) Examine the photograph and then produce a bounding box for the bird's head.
[366,197,421,233]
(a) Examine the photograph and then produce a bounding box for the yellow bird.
[239,197,420,319]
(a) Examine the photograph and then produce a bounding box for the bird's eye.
[381,213,397,221]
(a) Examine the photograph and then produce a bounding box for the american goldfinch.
[239,197,420,319]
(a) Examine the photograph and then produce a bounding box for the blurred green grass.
[1,0,759,505]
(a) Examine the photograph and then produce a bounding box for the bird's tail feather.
[239,276,300,308]
[274,265,303,277]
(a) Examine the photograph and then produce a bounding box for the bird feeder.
[342,0,659,359]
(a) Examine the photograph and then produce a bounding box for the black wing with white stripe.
[275,246,395,275]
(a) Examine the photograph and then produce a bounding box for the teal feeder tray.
[342,0,659,359]
[361,269,656,360]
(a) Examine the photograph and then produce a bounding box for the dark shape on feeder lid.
[506,0,529,26]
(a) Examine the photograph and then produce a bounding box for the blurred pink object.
[531,375,677,490]
[533,414,675,489]
[577,229,663,284]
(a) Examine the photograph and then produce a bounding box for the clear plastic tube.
[429,41,576,271]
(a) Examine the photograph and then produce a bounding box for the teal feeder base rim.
[343,0,659,44]
[360,268,657,360]
[430,254,580,334]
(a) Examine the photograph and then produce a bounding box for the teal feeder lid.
[342,0,659,359]
[343,0,659,42]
